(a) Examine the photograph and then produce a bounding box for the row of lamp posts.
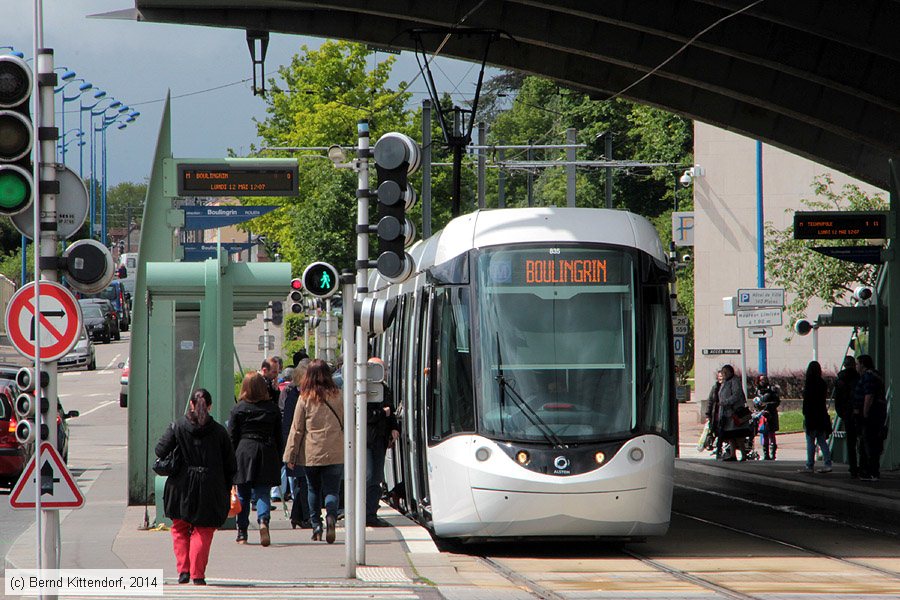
[2,45,140,276]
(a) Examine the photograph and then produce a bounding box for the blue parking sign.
[673,335,686,356]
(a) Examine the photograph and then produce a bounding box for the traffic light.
[289,278,303,314]
[270,300,283,326]
[302,262,339,299]
[373,132,420,283]
[14,367,49,444]
[0,55,34,216]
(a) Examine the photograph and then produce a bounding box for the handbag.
[153,423,182,477]
[228,486,242,517]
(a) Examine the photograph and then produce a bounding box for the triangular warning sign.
[9,442,85,509]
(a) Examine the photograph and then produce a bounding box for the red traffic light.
[290,278,303,290]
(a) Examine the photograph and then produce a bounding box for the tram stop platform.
[3,401,897,599]
[677,401,900,528]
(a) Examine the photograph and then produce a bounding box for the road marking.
[104,353,121,371]
[79,400,117,417]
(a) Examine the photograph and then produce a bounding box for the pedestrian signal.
[302,262,339,299]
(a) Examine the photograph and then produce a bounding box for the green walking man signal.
[302,262,340,299]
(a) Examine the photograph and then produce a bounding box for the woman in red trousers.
[155,389,236,585]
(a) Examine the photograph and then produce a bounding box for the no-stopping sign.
[5,281,83,362]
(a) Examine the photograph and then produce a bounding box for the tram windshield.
[475,246,636,443]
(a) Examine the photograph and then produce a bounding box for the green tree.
[105,181,146,230]
[765,174,887,326]
[242,41,417,273]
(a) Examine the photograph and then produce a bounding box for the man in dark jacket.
[156,389,236,585]
[834,356,861,477]
[366,358,400,527]
[854,355,888,481]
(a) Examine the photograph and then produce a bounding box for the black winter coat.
[229,400,283,486]
[155,417,236,527]
[280,384,300,444]
[802,376,832,434]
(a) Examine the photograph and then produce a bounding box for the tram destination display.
[485,248,628,286]
[177,163,299,196]
[793,211,887,240]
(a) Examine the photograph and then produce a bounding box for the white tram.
[371,207,676,540]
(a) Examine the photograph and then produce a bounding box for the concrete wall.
[692,123,887,399]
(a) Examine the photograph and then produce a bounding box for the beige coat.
[283,391,343,467]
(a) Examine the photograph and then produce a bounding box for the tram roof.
[412,207,665,271]
[103,1,900,191]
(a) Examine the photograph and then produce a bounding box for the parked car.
[119,359,129,408]
[79,299,120,341]
[81,304,114,344]
[59,326,96,371]
[0,383,29,487]
[0,381,78,485]
[81,281,130,332]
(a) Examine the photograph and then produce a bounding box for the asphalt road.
[0,334,127,568]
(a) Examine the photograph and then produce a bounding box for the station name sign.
[793,211,887,240]
[177,163,299,197]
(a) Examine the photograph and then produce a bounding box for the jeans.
[366,440,388,519]
[805,430,832,469]
[305,464,343,529]
[288,465,311,524]
[280,463,297,499]
[236,483,271,529]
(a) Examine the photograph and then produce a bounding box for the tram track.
[675,483,900,581]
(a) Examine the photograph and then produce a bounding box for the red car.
[0,384,30,488]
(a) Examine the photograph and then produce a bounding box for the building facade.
[692,123,886,400]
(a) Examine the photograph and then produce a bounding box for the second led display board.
[177,163,299,196]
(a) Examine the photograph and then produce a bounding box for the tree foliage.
[765,174,887,325]
[243,41,417,274]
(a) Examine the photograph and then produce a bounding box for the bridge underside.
[106,1,900,190]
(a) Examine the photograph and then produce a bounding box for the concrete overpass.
[101,1,900,190]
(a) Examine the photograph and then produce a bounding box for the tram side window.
[641,284,672,436]
[428,287,475,442]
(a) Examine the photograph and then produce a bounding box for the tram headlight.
[594,451,606,465]
[629,447,644,462]
[515,450,530,465]
[475,447,491,462]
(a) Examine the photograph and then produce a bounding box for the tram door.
[410,287,434,520]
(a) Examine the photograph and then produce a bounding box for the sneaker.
[859,475,880,482]
[797,466,814,473]
[816,466,833,473]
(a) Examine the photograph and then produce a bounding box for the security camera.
[853,286,873,302]
[794,319,815,336]
[679,171,693,187]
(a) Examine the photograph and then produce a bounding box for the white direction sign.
[748,327,774,339]
[9,442,85,509]
[736,308,783,328]
[737,288,785,308]
[4,282,83,362]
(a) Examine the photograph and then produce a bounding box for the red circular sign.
[4,281,83,362]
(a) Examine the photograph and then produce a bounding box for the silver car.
[59,326,97,371]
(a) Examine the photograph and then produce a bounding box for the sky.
[1,0,489,186]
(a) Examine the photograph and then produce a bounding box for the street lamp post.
[96,110,138,246]
[87,97,120,238]
[56,78,92,164]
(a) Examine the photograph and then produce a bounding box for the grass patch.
[773,410,837,434]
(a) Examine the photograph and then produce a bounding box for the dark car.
[0,384,29,487]
[81,304,114,344]
[79,299,120,341]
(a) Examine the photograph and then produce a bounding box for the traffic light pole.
[354,120,370,565]
[341,273,357,578]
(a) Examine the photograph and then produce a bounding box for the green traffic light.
[0,169,28,211]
